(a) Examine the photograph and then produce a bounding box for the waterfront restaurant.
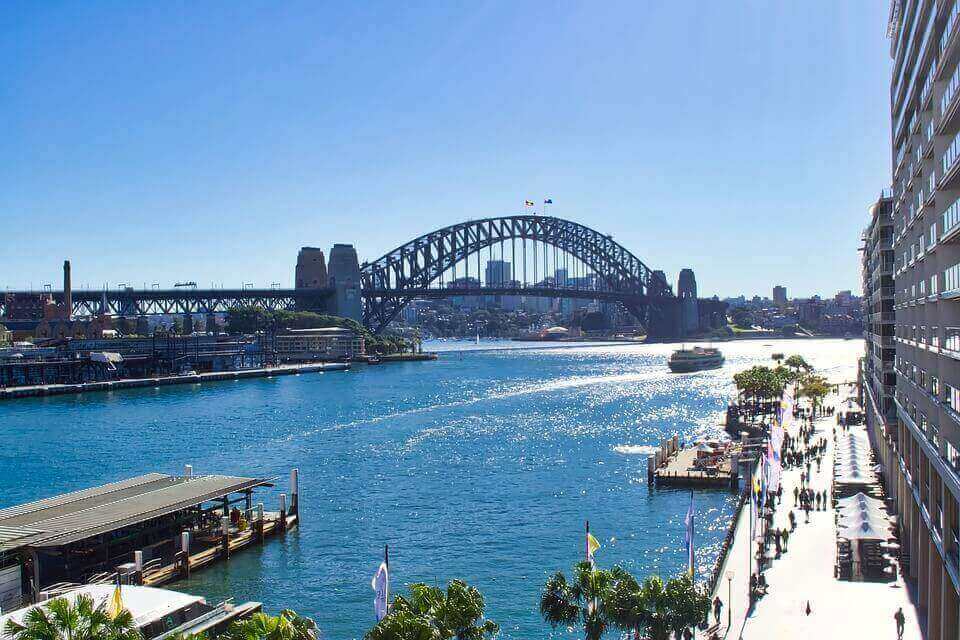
[0,472,274,610]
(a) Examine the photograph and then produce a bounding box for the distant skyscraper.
[484,260,511,286]
[772,285,787,306]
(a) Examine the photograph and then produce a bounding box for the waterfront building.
[882,1,960,635]
[274,327,364,361]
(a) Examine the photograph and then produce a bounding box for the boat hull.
[667,357,724,373]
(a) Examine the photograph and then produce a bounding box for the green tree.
[223,610,317,640]
[541,561,613,640]
[3,594,141,640]
[800,374,831,417]
[728,307,753,329]
[783,355,812,373]
[366,580,498,640]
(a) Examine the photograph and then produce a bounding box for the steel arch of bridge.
[360,215,674,333]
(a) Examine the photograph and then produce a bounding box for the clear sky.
[2,1,891,299]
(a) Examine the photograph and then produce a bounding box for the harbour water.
[0,338,861,639]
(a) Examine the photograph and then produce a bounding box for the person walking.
[782,527,789,552]
[895,607,905,639]
[794,486,800,506]
[713,596,723,624]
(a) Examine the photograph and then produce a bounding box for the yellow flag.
[106,584,123,619]
[587,532,600,558]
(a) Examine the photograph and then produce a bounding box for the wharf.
[0,468,301,611]
[0,362,350,401]
[651,436,738,488]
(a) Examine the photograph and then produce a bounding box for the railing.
[705,486,749,596]
[943,0,960,58]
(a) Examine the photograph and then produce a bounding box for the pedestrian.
[815,492,821,511]
[782,527,789,551]
[805,600,812,616]
[777,485,783,503]
[794,486,799,505]
[713,596,723,624]
[895,607,905,639]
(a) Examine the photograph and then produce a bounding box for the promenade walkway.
[711,385,923,640]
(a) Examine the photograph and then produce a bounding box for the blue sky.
[2,1,891,298]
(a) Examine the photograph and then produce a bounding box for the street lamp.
[725,570,734,630]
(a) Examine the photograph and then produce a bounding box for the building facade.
[885,1,960,636]
[773,285,787,306]
[274,327,364,361]
[862,193,898,494]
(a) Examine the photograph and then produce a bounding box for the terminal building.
[875,2,960,636]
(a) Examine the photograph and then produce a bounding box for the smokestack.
[63,260,72,320]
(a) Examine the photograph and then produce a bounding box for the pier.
[0,469,300,610]
[0,362,349,401]
[650,434,740,488]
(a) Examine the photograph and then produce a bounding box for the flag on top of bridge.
[524,200,535,207]
[544,198,553,204]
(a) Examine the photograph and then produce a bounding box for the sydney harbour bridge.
[1,216,722,340]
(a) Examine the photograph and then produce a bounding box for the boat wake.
[612,444,659,455]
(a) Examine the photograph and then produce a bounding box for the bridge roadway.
[0,288,328,318]
[1,284,632,318]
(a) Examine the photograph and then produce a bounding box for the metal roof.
[0,473,268,551]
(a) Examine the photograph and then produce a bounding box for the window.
[947,441,960,474]
[933,375,941,397]
[932,274,940,295]
[947,263,960,292]
[948,383,960,413]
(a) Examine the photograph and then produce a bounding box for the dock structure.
[650,435,740,488]
[0,468,299,611]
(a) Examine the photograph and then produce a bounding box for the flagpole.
[585,520,589,564]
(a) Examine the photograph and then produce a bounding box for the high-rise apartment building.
[862,192,897,483]
[885,1,960,635]
[773,285,787,306]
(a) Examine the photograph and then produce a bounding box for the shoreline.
[0,362,351,401]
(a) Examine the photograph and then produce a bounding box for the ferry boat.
[667,346,725,373]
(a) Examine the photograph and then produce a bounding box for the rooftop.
[0,473,267,551]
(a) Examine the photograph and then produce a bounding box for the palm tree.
[224,610,317,640]
[366,580,498,640]
[3,594,141,640]
[663,574,709,640]
[800,374,830,417]
[540,561,613,640]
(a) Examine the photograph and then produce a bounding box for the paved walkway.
[711,384,924,640]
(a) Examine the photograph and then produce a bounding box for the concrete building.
[773,285,787,306]
[882,3,960,636]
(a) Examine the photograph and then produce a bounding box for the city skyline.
[3,2,890,298]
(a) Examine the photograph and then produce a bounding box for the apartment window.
[920,413,928,435]
[947,263,960,292]
[947,441,960,474]
[945,130,960,176]
[932,274,940,295]
[944,197,960,238]
[920,279,927,297]
[933,375,941,397]
[932,221,939,247]
[919,368,927,389]
[948,383,960,413]
[933,326,941,348]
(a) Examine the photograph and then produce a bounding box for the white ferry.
[667,346,725,373]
